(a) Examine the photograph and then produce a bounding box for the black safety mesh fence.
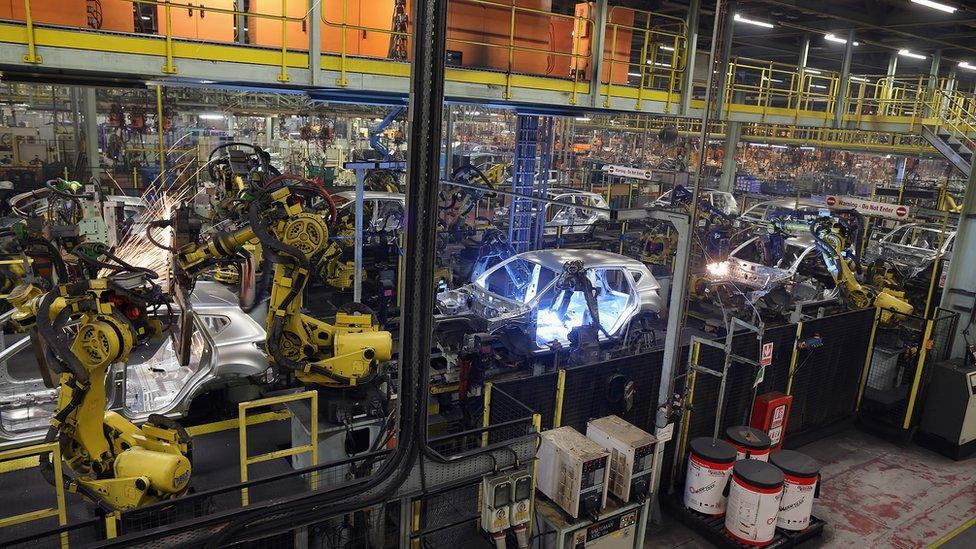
[666,308,876,492]
[493,372,559,430]
[908,310,958,427]
[560,351,665,435]
[0,517,104,549]
[857,308,957,435]
[114,448,395,536]
[410,481,490,548]
[428,384,537,459]
[788,309,874,439]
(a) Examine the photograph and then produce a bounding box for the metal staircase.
[921,90,976,178]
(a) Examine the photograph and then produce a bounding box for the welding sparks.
[103,184,191,291]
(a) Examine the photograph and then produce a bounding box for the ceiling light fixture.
[575,117,591,122]
[825,33,860,46]
[660,45,675,51]
[958,61,976,71]
[804,68,822,74]
[850,76,870,83]
[898,49,927,60]
[734,13,774,28]
[198,113,225,120]
[910,0,957,14]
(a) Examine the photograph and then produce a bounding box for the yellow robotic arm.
[6,275,192,510]
[175,185,392,389]
[810,216,913,324]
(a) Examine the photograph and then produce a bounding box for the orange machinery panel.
[158,0,235,43]
[0,0,88,27]
[447,0,554,76]
[571,2,632,85]
[320,0,398,58]
[248,0,308,51]
[99,0,135,33]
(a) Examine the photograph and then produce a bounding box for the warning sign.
[604,164,654,180]
[761,342,774,367]
[824,195,910,220]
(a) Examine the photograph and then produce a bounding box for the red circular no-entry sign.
[825,196,837,206]
[896,206,907,218]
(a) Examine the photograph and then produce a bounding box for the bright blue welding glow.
[534,271,631,346]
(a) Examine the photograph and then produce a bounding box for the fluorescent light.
[800,146,816,151]
[734,13,774,28]
[141,16,150,21]
[660,45,675,51]
[825,33,859,46]
[899,49,926,60]
[198,113,225,120]
[810,84,827,89]
[911,0,956,13]
[628,72,641,77]
[804,69,822,75]
[575,117,591,122]
[850,76,870,83]
[750,143,770,147]
[770,144,788,149]
[958,61,976,71]
[762,76,784,83]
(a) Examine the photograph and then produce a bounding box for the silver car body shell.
[0,281,267,450]
[714,234,839,306]
[650,189,739,217]
[435,249,662,351]
[866,223,956,279]
[737,198,838,226]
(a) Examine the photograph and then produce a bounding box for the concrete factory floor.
[649,428,976,548]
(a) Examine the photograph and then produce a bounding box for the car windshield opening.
[478,259,557,303]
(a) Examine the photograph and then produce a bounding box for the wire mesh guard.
[860,308,958,433]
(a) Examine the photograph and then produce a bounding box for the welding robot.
[810,212,913,324]
[173,179,393,421]
[0,231,192,511]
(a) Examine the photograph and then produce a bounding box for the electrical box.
[750,392,793,451]
[481,475,512,535]
[918,359,976,460]
[586,415,655,503]
[537,426,610,519]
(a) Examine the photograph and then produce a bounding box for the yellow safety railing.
[321,0,594,102]
[601,6,687,111]
[929,88,976,153]
[3,0,976,126]
[239,390,318,506]
[128,0,307,81]
[845,75,928,121]
[0,442,68,548]
[723,57,839,119]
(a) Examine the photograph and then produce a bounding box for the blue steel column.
[532,116,555,249]
[510,115,539,253]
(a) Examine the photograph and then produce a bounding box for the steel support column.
[680,0,701,116]
[940,165,976,358]
[588,0,609,108]
[713,0,736,120]
[798,34,810,70]
[651,0,726,523]
[925,50,942,118]
[532,116,555,249]
[718,120,741,192]
[235,0,246,44]
[309,0,322,86]
[82,88,100,181]
[833,29,855,128]
[884,53,899,111]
